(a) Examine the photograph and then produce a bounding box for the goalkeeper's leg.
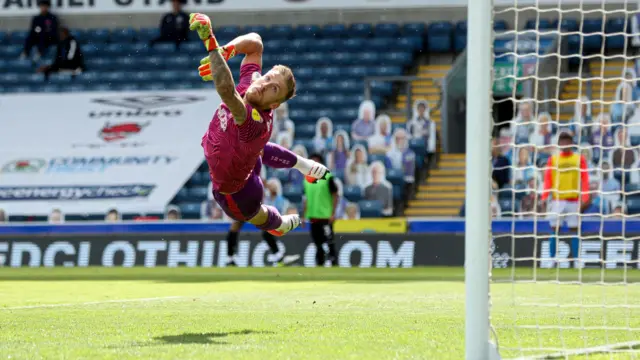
[262,142,329,182]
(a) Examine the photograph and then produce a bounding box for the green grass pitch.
[0,267,639,360]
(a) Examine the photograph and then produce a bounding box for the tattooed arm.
[208,49,247,126]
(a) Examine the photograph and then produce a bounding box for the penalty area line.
[0,296,186,310]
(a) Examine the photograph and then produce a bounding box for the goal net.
[484,0,640,359]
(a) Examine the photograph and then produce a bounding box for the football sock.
[262,142,299,169]
[255,205,284,231]
[549,236,557,259]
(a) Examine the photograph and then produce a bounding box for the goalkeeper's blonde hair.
[273,64,296,102]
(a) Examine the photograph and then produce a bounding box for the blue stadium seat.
[264,39,288,52]
[368,38,393,52]
[312,39,338,52]
[21,73,42,85]
[188,171,209,187]
[0,45,22,58]
[555,18,579,32]
[454,21,467,52]
[188,187,209,202]
[493,20,508,32]
[289,39,310,52]
[392,184,403,201]
[349,23,373,38]
[283,184,303,203]
[41,84,60,92]
[8,85,33,93]
[359,200,383,218]
[69,29,86,43]
[244,25,268,37]
[606,18,627,50]
[427,22,453,53]
[157,70,182,82]
[137,28,160,42]
[0,73,20,85]
[0,31,7,44]
[179,203,202,220]
[278,53,300,67]
[86,28,111,43]
[164,54,191,69]
[499,199,520,217]
[297,123,316,138]
[375,23,400,37]
[85,83,112,92]
[381,52,412,66]
[295,24,320,39]
[582,18,604,52]
[140,56,166,70]
[102,72,128,84]
[217,25,241,39]
[309,109,336,120]
[129,42,151,55]
[289,109,309,120]
[270,25,292,39]
[306,80,331,93]
[82,43,100,57]
[368,153,387,165]
[6,59,32,73]
[397,36,423,51]
[373,66,402,76]
[330,52,355,66]
[627,198,640,215]
[151,43,176,55]
[119,83,140,91]
[48,73,74,85]
[626,183,640,194]
[344,185,363,202]
[86,58,116,71]
[386,168,404,185]
[336,108,358,123]
[358,52,381,65]
[104,43,129,57]
[341,38,367,52]
[8,30,29,45]
[402,23,426,36]
[322,24,347,38]
[111,27,137,43]
[525,19,554,30]
[345,66,367,78]
[317,66,341,79]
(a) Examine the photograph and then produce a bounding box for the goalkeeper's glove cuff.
[220,44,236,61]
[203,36,220,52]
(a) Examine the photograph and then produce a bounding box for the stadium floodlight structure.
[466,0,640,359]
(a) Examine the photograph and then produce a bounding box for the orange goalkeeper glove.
[197,45,236,81]
[188,13,219,52]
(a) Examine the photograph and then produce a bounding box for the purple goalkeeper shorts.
[211,158,264,221]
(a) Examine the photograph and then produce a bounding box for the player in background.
[225,220,301,266]
[189,13,328,236]
[540,131,590,267]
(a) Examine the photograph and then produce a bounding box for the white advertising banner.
[0,90,221,215]
[0,0,628,16]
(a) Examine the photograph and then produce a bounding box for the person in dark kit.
[150,0,189,49]
[303,154,339,266]
[36,27,85,80]
[491,137,511,188]
[21,0,58,61]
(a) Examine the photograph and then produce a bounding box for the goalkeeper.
[540,131,590,265]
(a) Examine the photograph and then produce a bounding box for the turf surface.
[0,267,639,359]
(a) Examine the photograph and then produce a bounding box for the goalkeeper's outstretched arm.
[222,33,263,68]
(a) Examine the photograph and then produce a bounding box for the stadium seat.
[137,28,160,42]
[269,25,293,39]
[151,43,176,55]
[173,188,189,203]
[348,23,373,38]
[119,83,140,91]
[0,73,20,85]
[289,39,310,52]
[295,24,321,38]
[86,58,116,71]
[104,43,129,57]
[69,29,86,43]
[330,52,355,66]
[313,39,338,52]
[454,21,467,52]
[0,31,7,44]
[86,28,111,43]
[499,198,520,217]
[605,18,627,50]
[402,23,426,36]
[217,25,241,39]
[344,185,363,202]
[386,168,404,185]
[345,66,367,78]
[283,184,303,203]
[336,108,358,123]
[627,198,640,215]
[306,80,332,93]
[289,109,310,121]
[341,38,367,52]
[358,200,383,218]
[86,83,112,92]
[188,187,209,202]
[6,59,32,73]
[373,66,403,77]
[358,52,381,65]
[140,56,166,70]
[111,27,137,43]
[322,24,347,38]
[493,20,508,32]
[0,45,22,58]
[368,38,393,52]
[582,18,604,52]
[375,23,400,37]
[392,184,403,201]
[427,22,453,53]
[178,203,202,220]
[556,18,579,32]
[296,123,316,138]
[525,18,554,30]
[8,30,29,45]
[244,25,269,37]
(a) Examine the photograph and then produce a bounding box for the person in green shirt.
[303,154,339,266]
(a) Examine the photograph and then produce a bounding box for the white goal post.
[466,0,640,359]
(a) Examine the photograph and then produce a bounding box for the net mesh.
[490,1,640,359]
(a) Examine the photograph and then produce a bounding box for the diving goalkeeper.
[540,131,590,265]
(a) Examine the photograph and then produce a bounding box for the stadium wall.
[1,220,639,268]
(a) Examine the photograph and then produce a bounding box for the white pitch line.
[0,295,186,310]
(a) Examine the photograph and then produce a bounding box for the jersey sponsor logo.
[251,109,262,123]
[0,156,176,174]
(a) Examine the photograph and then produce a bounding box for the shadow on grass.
[153,329,275,345]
